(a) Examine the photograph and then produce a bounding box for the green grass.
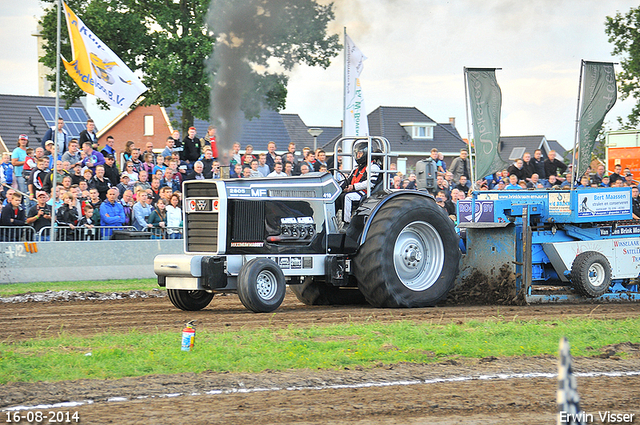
[1,317,638,384]
[0,279,157,297]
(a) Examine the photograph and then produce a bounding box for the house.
[0,94,89,153]
[498,135,567,165]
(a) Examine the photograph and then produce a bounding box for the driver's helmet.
[353,139,382,167]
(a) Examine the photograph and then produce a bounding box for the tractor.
[154,137,461,312]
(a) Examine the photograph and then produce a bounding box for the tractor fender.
[354,190,436,247]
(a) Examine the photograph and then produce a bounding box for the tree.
[605,6,640,128]
[39,0,340,135]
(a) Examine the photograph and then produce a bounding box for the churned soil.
[1,290,640,424]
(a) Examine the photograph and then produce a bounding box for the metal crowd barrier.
[1,225,183,242]
[37,226,137,241]
[0,226,36,242]
[142,226,183,239]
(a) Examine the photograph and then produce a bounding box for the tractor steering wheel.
[328,168,349,189]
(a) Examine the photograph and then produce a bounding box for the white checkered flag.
[557,337,585,425]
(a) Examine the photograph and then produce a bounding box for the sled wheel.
[353,195,460,307]
[167,289,214,311]
[237,258,286,313]
[290,277,368,305]
[571,251,612,298]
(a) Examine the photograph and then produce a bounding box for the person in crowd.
[180,126,202,165]
[544,150,567,178]
[449,149,470,184]
[520,152,535,181]
[504,174,522,190]
[69,163,83,186]
[283,161,294,177]
[1,152,13,195]
[200,125,218,158]
[631,186,640,220]
[103,154,120,186]
[11,134,29,194]
[80,141,105,174]
[211,161,222,179]
[42,117,69,155]
[454,175,471,193]
[314,150,328,172]
[609,164,623,185]
[100,135,117,159]
[268,161,287,177]
[129,148,143,173]
[122,161,139,182]
[56,192,79,240]
[429,148,445,175]
[405,173,417,189]
[132,190,153,231]
[285,142,299,169]
[200,148,214,178]
[589,164,605,186]
[266,141,278,171]
[299,163,311,175]
[576,175,591,189]
[527,173,544,189]
[153,155,167,176]
[532,149,546,179]
[77,203,97,240]
[22,147,37,183]
[242,145,256,167]
[120,189,134,226]
[117,173,134,197]
[304,150,316,171]
[507,158,525,181]
[133,170,151,192]
[160,168,181,192]
[141,153,155,175]
[171,130,181,151]
[142,142,155,162]
[121,140,135,167]
[228,163,241,179]
[148,198,168,239]
[624,169,636,186]
[1,192,26,241]
[26,191,51,239]
[256,153,270,177]
[166,193,183,239]
[149,177,161,204]
[28,157,50,198]
[100,188,126,238]
[185,161,206,181]
[247,159,260,177]
[89,165,112,201]
[229,142,241,168]
[78,119,98,147]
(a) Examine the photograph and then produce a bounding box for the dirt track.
[2,291,640,424]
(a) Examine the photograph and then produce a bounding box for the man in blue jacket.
[100,188,126,239]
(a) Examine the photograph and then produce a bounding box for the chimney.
[449,117,455,127]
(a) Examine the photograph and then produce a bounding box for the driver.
[341,142,381,223]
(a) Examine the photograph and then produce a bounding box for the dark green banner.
[466,69,508,181]
[576,61,617,180]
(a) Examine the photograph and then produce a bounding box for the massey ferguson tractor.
[155,137,461,312]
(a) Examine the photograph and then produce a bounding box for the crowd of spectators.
[2,118,639,241]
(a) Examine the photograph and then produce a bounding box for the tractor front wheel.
[571,251,611,298]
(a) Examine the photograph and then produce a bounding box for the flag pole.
[50,0,63,242]
[463,67,476,190]
[570,60,584,191]
[342,27,347,138]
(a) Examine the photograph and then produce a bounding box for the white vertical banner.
[343,33,369,137]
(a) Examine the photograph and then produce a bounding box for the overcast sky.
[2,0,637,149]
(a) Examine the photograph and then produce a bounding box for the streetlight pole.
[307,128,323,152]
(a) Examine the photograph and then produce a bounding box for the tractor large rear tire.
[353,195,460,307]
[290,277,368,305]
[167,289,214,311]
[570,251,611,298]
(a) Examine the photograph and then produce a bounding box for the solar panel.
[37,106,91,139]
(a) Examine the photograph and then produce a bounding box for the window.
[144,115,154,136]
[400,122,434,140]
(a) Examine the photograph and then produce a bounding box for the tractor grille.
[232,201,265,242]
[185,182,218,198]
[186,212,219,253]
[185,181,219,253]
